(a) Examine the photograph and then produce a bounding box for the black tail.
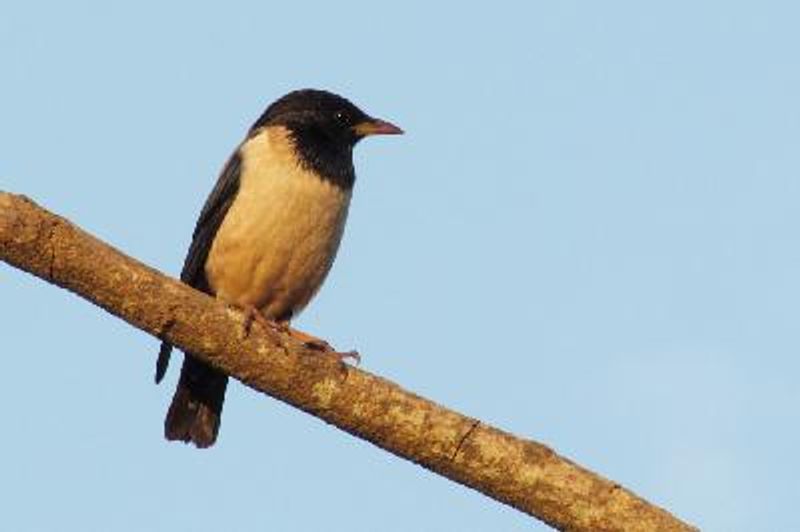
[165,355,229,448]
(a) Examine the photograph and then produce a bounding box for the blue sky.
[2,2,799,531]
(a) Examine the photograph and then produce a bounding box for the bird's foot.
[331,349,361,365]
[235,304,279,338]
[230,305,360,364]
[287,327,361,365]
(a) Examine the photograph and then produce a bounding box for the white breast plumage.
[205,127,352,320]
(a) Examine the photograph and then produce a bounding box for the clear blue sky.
[2,2,798,531]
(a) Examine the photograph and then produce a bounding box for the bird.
[155,89,402,448]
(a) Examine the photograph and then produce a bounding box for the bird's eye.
[334,110,350,124]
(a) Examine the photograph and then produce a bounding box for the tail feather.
[164,355,228,448]
[155,342,173,384]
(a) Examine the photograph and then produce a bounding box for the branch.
[0,191,696,532]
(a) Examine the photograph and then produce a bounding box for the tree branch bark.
[0,191,697,532]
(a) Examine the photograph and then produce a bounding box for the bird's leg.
[279,322,361,365]
[226,302,282,338]
[239,304,271,335]
[226,303,359,364]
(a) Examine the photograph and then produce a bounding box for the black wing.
[178,151,242,290]
[155,150,243,383]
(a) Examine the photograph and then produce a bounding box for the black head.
[250,89,402,188]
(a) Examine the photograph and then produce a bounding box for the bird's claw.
[289,329,360,365]
[231,305,360,364]
[327,349,361,366]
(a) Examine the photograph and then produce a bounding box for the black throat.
[285,126,356,190]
